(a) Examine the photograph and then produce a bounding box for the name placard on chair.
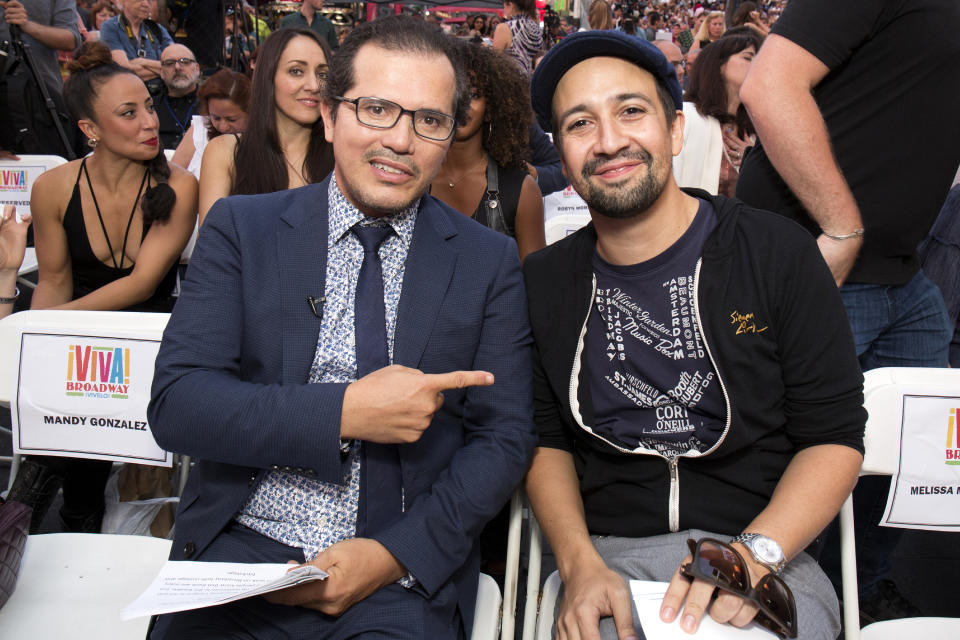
[882,392,960,531]
[11,331,171,466]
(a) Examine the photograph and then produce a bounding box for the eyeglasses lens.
[695,540,749,591]
[756,575,797,637]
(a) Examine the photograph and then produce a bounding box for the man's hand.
[264,538,406,616]
[340,365,494,443]
[816,233,863,287]
[556,558,638,640]
[0,205,30,273]
[660,548,767,634]
[0,0,29,26]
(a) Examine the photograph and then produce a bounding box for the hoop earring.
[87,138,98,149]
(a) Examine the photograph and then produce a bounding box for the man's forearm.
[741,35,862,236]
[739,444,862,561]
[526,446,605,578]
[21,22,77,51]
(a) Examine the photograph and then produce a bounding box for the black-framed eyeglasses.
[161,57,197,67]
[334,96,456,142]
[680,538,798,639]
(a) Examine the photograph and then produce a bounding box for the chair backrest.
[0,310,170,404]
[860,367,960,475]
[0,154,68,218]
[841,367,960,638]
[544,214,590,245]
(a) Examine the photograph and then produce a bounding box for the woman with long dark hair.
[198,27,333,223]
[674,29,762,196]
[9,42,197,533]
[432,42,544,261]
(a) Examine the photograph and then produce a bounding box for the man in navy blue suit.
[148,16,536,639]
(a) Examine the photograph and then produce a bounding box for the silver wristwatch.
[730,533,786,573]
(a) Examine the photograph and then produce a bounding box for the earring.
[87,138,98,148]
[487,121,492,137]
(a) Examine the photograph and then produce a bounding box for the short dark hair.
[683,27,762,135]
[323,15,469,127]
[648,11,661,25]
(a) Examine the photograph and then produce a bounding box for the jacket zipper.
[691,259,733,456]
[668,457,680,532]
[569,265,734,533]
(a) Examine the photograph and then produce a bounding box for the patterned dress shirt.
[237,176,418,561]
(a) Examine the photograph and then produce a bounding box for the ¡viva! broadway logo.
[947,408,960,466]
[0,169,27,192]
[65,344,131,399]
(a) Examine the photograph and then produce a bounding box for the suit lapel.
[278,182,329,384]
[394,201,457,369]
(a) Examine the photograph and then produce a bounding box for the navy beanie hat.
[530,30,683,132]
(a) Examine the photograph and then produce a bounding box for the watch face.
[753,536,784,563]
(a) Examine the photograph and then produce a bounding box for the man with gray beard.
[156,43,199,149]
[522,31,866,640]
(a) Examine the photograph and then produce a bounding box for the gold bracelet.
[823,228,865,241]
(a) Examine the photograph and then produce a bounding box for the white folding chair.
[473,572,503,640]
[841,367,960,640]
[0,310,191,495]
[0,154,68,289]
[544,214,590,245]
[0,533,172,638]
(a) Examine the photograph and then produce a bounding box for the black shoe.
[6,459,64,534]
[859,579,923,625]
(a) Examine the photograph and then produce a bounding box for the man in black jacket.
[525,31,865,640]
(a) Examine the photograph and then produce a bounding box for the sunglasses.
[680,538,798,639]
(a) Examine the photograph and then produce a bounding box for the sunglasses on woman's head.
[680,538,798,639]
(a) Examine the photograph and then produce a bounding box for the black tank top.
[62,161,177,312]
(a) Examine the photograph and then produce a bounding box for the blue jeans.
[821,271,951,597]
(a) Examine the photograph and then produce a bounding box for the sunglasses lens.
[694,541,749,591]
[756,575,798,638]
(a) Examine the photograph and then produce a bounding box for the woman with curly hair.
[432,42,544,261]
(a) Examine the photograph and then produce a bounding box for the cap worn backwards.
[530,30,683,132]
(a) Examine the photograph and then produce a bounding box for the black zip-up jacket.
[523,191,865,538]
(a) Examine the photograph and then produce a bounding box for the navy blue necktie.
[353,224,402,536]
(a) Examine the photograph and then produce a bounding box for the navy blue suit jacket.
[148,177,536,628]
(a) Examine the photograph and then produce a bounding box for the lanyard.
[163,95,194,134]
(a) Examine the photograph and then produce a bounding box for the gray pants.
[555,529,840,640]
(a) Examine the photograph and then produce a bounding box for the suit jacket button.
[184,542,196,558]
[248,474,257,487]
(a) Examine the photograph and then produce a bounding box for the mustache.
[362,148,419,178]
[581,150,652,179]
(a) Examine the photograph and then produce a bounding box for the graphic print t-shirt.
[584,199,725,456]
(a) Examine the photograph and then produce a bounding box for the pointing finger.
[426,370,494,391]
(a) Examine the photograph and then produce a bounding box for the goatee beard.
[578,149,667,220]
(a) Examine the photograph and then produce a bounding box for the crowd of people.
[1,1,959,639]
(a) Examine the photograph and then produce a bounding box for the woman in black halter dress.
[8,43,197,533]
